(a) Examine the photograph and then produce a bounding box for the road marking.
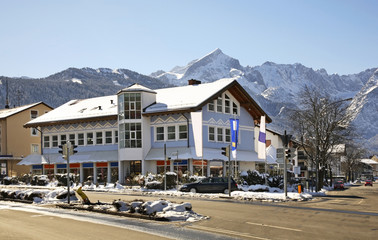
[189,225,271,240]
[246,222,302,232]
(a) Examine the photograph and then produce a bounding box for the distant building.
[0,102,53,178]
[22,79,271,184]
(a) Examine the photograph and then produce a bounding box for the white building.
[21,78,271,184]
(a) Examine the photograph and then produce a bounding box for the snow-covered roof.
[25,95,117,127]
[0,102,46,119]
[145,78,234,114]
[26,78,270,127]
[361,159,378,165]
[118,83,157,94]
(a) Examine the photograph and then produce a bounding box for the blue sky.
[1,0,377,78]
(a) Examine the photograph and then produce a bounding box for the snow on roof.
[118,83,157,94]
[0,102,44,119]
[145,78,235,113]
[361,159,378,165]
[26,95,117,125]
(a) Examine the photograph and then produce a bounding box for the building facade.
[22,79,271,184]
[0,102,52,178]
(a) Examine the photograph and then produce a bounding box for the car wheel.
[189,188,197,193]
[223,188,230,194]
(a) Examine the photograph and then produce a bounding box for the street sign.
[276,148,284,158]
[294,166,301,175]
[289,148,297,159]
[276,157,284,163]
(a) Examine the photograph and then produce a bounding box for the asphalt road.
[83,183,378,240]
[0,183,377,240]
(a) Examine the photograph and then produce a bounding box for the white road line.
[189,225,271,240]
[246,222,302,232]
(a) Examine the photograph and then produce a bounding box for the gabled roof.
[144,78,271,123]
[24,95,117,127]
[25,78,271,127]
[118,83,157,94]
[0,102,52,119]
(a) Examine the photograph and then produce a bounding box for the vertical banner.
[190,111,203,157]
[230,118,239,159]
[258,115,266,159]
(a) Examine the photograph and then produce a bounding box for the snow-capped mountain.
[153,49,378,153]
[347,70,378,151]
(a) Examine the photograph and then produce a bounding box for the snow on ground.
[0,182,328,222]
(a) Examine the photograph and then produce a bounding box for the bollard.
[298,185,302,194]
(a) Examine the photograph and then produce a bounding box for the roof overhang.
[24,115,117,128]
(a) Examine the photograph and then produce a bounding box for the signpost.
[276,148,284,163]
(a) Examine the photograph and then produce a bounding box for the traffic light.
[221,145,230,157]
[70,144,78,155]
[58,144,67,159]
[285,148,291,158]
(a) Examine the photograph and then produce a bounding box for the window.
[156,127,164,141]
[121,93,142,120]
[78,133,84,146]
[167,126,176,140]
[96,132,103,144]
[216,97,223,112]
[225,128,231,143]
[31,128,38,136]
[217,128,223,142]
[52,135,58,147]
[87,132,93,145]
[31,144,39,153]
[69,134,75,144]
[43,136,50,148]
[105,131,112,144]
[115,131,118,144]
[118,94,124,121]
[225,94,231,114]
[122,123,142,148]
[208,100,215,112]
[60,134,67,145]
[30,110,38,119]
[179,125,187,140]
[209,127,215,141]
[233,102,238,115]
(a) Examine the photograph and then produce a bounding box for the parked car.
[333,180,344,190]
[365,180,373,186]
[180,177,238,194]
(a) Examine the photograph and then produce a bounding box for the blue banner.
[230,118,239,156]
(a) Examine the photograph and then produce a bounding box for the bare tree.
[291,86,352,191]
[342,143,366,182]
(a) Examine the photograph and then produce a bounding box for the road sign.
[289,148,297,158]
[276,148,284,158]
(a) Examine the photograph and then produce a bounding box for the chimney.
[110,100,114,104]
[188,79,201,85]
[98,106,102,110]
